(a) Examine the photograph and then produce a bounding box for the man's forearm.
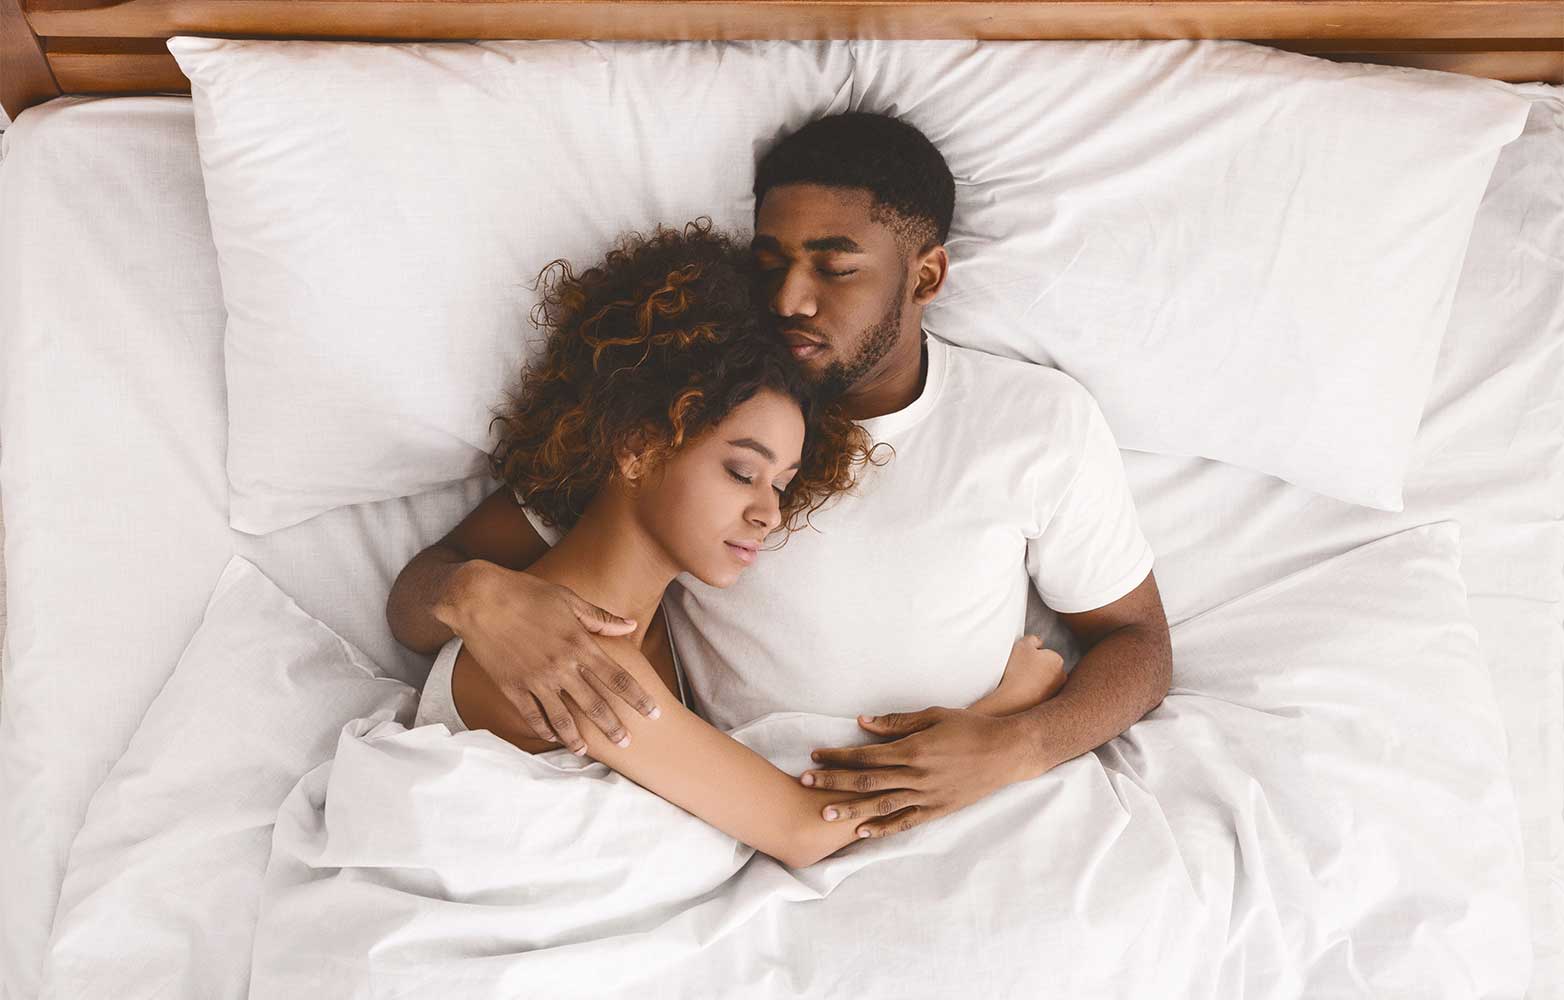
[385,545,489,655]
[1006,624,1172,782]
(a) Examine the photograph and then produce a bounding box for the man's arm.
[799,570,1171,840]
[386,486,555,655]
[385,485,658,751]
[1006,570,1172,781]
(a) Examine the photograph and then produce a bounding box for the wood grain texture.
[22,0,1564,39]
[7,1,1564,119]
[2,0,59,121]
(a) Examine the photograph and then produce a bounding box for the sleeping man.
[386,110,1173,846]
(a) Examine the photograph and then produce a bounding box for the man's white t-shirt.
[519,334,1154,731]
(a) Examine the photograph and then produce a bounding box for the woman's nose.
[748,489,782,531]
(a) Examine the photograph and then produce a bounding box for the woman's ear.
[614,426,654,486]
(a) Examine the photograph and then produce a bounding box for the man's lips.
[783,332,826,360]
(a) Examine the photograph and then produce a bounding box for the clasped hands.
[800,635,1065,841]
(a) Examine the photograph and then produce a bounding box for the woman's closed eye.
[727,468,788,496]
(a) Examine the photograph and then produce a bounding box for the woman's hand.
[447,561,661,754]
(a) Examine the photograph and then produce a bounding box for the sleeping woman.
[412,219,1067,870]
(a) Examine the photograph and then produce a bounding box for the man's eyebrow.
[803,236,866,254]
[727,437,802,470]
[749,234,866,255]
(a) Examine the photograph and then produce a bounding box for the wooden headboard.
[4,1,1562,123]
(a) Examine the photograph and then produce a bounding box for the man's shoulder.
[940,341,1097,419]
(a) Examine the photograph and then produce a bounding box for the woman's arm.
[453,635,1064,870]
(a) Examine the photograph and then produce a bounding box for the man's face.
[751,184,913,398]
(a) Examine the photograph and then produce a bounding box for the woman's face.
[630,387,805,588]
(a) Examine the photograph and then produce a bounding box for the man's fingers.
[809,741,910,770]
[571,669,633,748]
[534,691,590,756]
[854,805,929,840]
[569,596,638,637]
[800,765,919,793]
[512,689,561,745]
[817,789,922,824]
[580,645,661,720]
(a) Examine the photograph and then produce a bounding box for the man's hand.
[799,707,1030,841]
[445,561,661,753]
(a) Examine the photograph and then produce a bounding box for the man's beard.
[814,276,906,401]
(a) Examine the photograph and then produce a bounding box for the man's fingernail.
[573,746,588,757]
[824,808,838,820]
[858,829,871,839]
[801,773,815,786]
[861,715,876,723]
[649,707,662,720]
[616,735,631,748]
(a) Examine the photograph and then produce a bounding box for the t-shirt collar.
[855,331,948,440]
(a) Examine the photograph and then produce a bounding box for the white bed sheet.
[0,88,1558,998]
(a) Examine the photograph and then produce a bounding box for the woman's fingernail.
[824,808,838,820]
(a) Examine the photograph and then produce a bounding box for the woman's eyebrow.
[727,437,802,470]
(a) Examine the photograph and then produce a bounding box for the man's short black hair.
[753,111,956,256]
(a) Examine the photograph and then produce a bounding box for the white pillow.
[171,38,1529,533]
[168,36,854,534]
[850,40,1530,510]
[39,556,417,1000]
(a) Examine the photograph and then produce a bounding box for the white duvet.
[248,522,1530,999]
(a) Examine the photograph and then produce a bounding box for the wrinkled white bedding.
[1,86,1559,1000]
[248,523,1528,999]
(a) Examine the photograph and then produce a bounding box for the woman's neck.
[528,493,677,649]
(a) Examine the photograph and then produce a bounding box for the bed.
[0,6,1560,1000]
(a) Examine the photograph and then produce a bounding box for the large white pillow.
[170,37,1528,533]
[168,36,854,534]
[39,556,417,1000]
[850,40,1530,511]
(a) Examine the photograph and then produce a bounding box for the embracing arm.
[455,633,1059,870]
[1007,571,1172,780]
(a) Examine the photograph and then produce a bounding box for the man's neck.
[839,329,929,422]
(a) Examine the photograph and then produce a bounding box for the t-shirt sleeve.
[509,484,565,547]
[1024,386,1155,614]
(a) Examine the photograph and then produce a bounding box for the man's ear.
[911,243,949,306]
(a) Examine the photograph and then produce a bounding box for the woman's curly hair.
[488,218,883,537]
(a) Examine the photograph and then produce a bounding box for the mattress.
[0,89,1558,998]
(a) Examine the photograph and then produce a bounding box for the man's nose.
[770,266,817,320]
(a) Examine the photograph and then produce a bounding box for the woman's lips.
[725,542,757,565]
